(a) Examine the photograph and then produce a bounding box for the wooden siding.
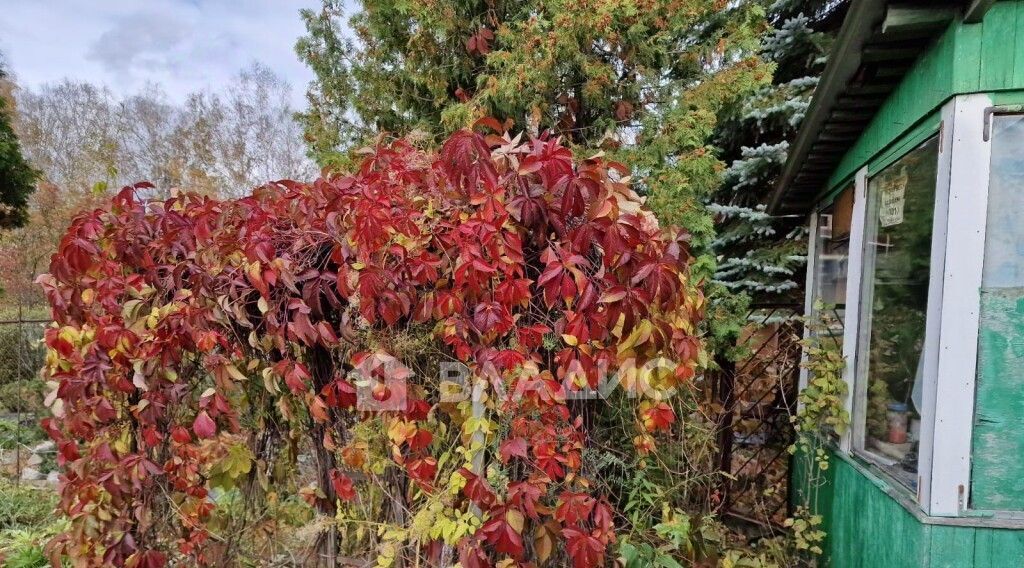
[794,450,1024,567]
[793,3,1024,564]
[825,0,1024,196]
[825,22,956,193]
[809,0,1024,516]
[972,290,1024,511]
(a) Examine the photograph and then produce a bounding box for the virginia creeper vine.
[39,121,703,567]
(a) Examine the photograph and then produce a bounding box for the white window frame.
[802,186,855,408]
[839,166,867,455]
[924,93,991,516]
[808,94,993,517]
[798,210,818,396]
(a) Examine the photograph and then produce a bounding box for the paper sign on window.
[879,166,908,227]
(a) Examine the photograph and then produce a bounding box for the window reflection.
[984,114,1024,288]
[814,185,853,323]
[856,137,939,489]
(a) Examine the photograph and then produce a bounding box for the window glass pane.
[814,186,853,310]
[856,137,939,489]
[983,115,1024,287]
[810,186,853,365]
[808,187,854,440]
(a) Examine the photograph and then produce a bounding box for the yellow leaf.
[262,368,279,394]
[112,428,131,454]
[506,509,525,533]
[224,363,247,382]
[387,420,417,444]
[561,333,578,347]
[618,319,653,354]
[534,522,556,565]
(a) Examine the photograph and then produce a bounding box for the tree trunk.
[309,345,340,568]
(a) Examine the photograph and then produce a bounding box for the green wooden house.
[771,0,1024,565]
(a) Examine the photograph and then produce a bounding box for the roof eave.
[768,1,968,215]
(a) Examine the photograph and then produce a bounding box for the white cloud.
[0,0,322,106]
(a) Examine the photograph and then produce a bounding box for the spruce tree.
[711,1,846,307]
[0,62,38,228]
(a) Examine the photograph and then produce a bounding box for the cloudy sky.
[0,0,327,106]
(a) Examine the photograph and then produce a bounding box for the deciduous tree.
[14,63,314,199]
[1,64,316,306]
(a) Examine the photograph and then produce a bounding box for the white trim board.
[926,93,991,517]
[839,167,868,454]
[798,210,818,398]
[914,100,955,513]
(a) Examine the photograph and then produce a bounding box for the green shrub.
[0,381,45,414]
[0,530,49,568]
[0,324,44,380]
[0,480,64,568]
[0,419,45,451]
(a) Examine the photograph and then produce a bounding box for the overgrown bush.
[40,124,707,567]
[0,381,45,414]
[0,418,45,450]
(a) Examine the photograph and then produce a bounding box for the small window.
[813,185,854,322]
[809,185,854,359]
[854,137,939,489]
[983,114,1024,288]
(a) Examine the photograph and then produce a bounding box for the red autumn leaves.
[40,122,701,567]
[191,411,216,439]
[330,469,357,502]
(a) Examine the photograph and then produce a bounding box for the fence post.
[715,356,736,511]
[14,304,23,486]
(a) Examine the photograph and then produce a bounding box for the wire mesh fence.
[0,306,53,485]
[711,304,805,531]
[0,299,810,506]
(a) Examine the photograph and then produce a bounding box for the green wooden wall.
[972,290,1024,511]
[815,0,1024,513]
[794,3,1024,565]
[825,0,1024,196]
[794,451,1024,567]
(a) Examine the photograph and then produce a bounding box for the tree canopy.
[296,0,772,244]
[0,64,38,228]
[0,65,316,307]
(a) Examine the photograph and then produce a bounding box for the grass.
[0,479,64,567]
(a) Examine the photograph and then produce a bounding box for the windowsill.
[831,446,1024,529]
[852,447,918,494]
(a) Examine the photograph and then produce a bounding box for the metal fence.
[711,304,805,530]
[0,300,811,508]
[0,307,51,485]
